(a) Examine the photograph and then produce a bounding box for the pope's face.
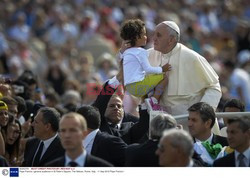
[153,24,174,54]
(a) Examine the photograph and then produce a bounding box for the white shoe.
[145,97,166,112]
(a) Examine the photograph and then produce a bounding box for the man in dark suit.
[125,113,177,167]
[213,118,250,167]
[156,129,198,167]
[22,107,65,166]
[188,102,228,165]
[77,105,127,166]
[46,112,113,167]
[188,102,228,146]
[97,93,149,144]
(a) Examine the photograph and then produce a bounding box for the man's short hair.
[39,107,61,132]
[188,102,215,128]
[76,105,101,130]
[61,112,87,131]
[162,129,194,157]
[227,117,250,133]
[223,99,245,112]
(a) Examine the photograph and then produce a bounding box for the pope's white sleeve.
[200,82,222,109]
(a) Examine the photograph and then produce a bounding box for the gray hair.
[62,90,81,106]
[162,129,194,157]
[166,26,180,42]
[39,107,61,132]
[150,113,177,140]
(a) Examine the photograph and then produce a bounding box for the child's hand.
[120,40,131,53]
[21,118,32,137]
[162,63,172,72]
[116,68,123,82]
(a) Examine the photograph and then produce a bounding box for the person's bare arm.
[21,119,32,137]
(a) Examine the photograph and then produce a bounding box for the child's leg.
[152,74,169,102]
[126,74,164,98]
[144,74,169,112]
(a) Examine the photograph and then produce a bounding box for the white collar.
[162,43,180,58]
[42,133,58,149]
[195,133,213,143]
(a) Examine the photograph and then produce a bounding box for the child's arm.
[117,40,131,61]
[140,53,165,74]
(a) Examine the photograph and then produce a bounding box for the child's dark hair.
[120,19,145,46]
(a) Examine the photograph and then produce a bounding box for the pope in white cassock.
[148,21,222,133]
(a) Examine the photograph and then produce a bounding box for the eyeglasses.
[157,144,165,153]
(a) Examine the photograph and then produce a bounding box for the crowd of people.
[0,0,250,167]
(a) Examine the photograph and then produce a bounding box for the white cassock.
[148,43,222,134]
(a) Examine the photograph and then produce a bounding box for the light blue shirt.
[41,133,58,157]
[65,150,87,167]
[235,147,250,167]
[83,129,99,154]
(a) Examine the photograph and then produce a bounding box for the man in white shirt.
[147,21,222,115]
[213,117,250,167]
